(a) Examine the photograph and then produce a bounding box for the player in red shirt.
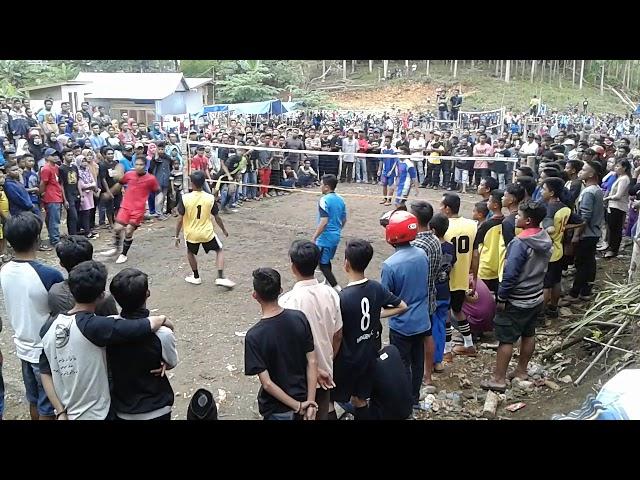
[100,157,160,264]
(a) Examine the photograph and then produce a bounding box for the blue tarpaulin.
[199,100,293,117]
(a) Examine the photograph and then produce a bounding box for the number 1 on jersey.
[196,205,202,219]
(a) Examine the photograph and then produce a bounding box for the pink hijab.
[146,143,157,161]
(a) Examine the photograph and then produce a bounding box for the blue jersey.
[396,158,416,193]
[381,148,398,176]
[316,192,346,248]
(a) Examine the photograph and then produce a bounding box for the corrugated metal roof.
[23,80,89,91]
[185,77,212,89]
[75,72,189,100]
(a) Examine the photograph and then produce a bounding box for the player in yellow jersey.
[440,193,477,359]
[175,171,235,288]
[471,189,504,297]
[540,178,582,320]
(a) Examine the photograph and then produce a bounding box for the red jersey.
[191,154,208,172]
[120,171,159,212]
[40,164,64,204]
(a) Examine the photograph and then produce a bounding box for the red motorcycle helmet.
[383,210,418,245]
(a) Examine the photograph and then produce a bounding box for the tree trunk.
[573,60,576,85]
[453,60,458,78]
[369,60,373,73]
[579,60,585,90]
[383,60,388,79]
[351,60,356,74]
[450,60,454,72]
[530,60,536,83]
[343,60,347,80]
[541,60,545,82]
[426,60,430,76]
[322,60,326,82]
[406,60,410,75]
[600,63,605,95]
[495,60,499,76]
[615,61,620,79]
[471,59,475,69]
[505,60,510,83]
[622,61,627,87]
[627,62,632,89]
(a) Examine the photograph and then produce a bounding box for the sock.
[218,269,224,279]
[319,263,338,287]
[457,319,474,348]
[445,324,453,343]
[193,269,200,279]
[354,406,370,421]
[122,238,133,256]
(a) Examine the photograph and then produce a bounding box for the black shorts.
[494,302,542,344]
[450,290,466,313]
[331,359,375,403]
[483,278,499,294]
[544,260,563,288]
[186,237,221,255]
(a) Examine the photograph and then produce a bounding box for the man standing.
[174,171,235,288]
[279,240,343,420]
[0,213,64,420]
[98,147,122,228]
[149,141,172,216]
[284,129,305,170]
[311,174,347,290]
[59,148,81,236]
[340,129,357,183]
[449,89,462,121]
[355,130,369,183]
[37,99,56,124]
[39,149,65,248]
[304,129,321,174]
[88,123,106,152]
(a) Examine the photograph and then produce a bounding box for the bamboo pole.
[574,319,630,385]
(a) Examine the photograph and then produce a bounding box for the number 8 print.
[361,297,370,331]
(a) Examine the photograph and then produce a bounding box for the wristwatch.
[54,408,67,419]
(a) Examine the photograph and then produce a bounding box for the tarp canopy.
[199,99,292,116]
[282,101,299,112]
[635,104,640,115]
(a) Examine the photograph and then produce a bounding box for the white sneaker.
[99,248,119,256]
[596,242,609,252]
[215,277,236,288]
[115,254,128,264]
[185,275,202,285]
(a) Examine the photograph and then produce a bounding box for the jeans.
[79,209,92,234]
[297,174,315,187]
[44,202,62,246]
[491,171,506,189]
[438,110,448,120]
[264,411,295,420]
[474,168,490,186]
[389,329,425,405]
[366,158,379,183]
[426,163,442,186]
[607,207,626,254]
[341,162,354,182]
[280,179,296,189]
[355,157,367,182]
[570,237,598,297]
[243,171,257,199]
[442,161,454,189]
[21,359,54,416]
[433,299,450,363]
[148,191,156,215]
[154,187,169,214]
[66,198,79,235]
[450,109,459,121]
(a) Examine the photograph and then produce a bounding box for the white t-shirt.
[409,138,426,162]
[520,141,539,156]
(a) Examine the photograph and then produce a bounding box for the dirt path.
[0,183,630,420]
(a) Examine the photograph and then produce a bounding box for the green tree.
[216,63,280,103]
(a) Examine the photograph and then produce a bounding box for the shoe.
[545,307,559,319]
[558,295,579,307]
[215,277,236,288]
[99,248,119,256]
[578,294,593,302]
[115,254,128,264]
[452,345,477,357]
[446,187,453,191]
[604,251,617,258]
[443,352,454,363]
[86,232,99,239]
[596,242,609,251]
[38,244,53,252]
[185,275,202,285]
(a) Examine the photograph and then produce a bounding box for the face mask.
[34,139,42,145]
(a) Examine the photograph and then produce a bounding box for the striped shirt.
[411,231,441,315]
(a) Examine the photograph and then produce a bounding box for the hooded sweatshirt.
[498,228,552,308]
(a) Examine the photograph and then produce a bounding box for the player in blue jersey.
[395,145,419,207]
[378,135,398,206]
[312,174,347,290]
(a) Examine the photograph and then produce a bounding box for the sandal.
[433,364,445,373]
[480,379,507,393]
[507,370,528,381]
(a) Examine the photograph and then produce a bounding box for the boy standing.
[245,267,319,420]
[39,148,65,247]
[428,213,456,374]
[481,200,551,392]
[395,145,419,207]
[381,210,430,410]
[311,174,347,290]
[471,189,505,296]
[333,239,407,420]
[441,193,477,359]
[378,136,398,206]
[0,213,64,420]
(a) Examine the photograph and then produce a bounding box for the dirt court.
[0,182,630,420]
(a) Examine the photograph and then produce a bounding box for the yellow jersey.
[543,202,576,263]
[444,216,477,291]
[179,190,218,243]
[0,191,8,240]
[474,216,503,281]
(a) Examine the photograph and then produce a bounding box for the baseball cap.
[123,144,134,150]
[562,139,575,146]
[134,142,144,149]
[433,130,442,136]
[44,148,58,157]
